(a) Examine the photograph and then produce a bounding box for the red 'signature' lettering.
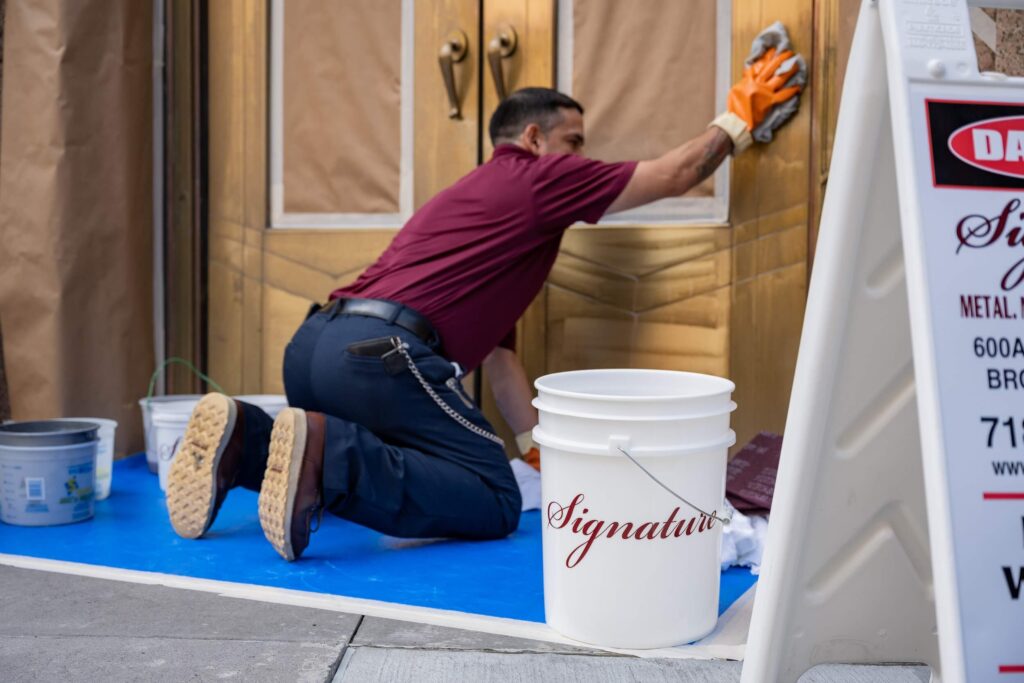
[956,198,1024,291]
[546,494,716,569]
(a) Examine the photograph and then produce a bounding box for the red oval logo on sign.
[948,116,1024,179]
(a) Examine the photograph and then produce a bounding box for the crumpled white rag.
[511,458,541,512]
[720,498,769,574]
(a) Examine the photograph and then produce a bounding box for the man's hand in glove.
[728,48,802,132]
[710,22,806,154]
[603,21,806,214]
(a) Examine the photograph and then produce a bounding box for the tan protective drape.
[572,0,716,196]
[283,0,402,214]
[0,0,153,455]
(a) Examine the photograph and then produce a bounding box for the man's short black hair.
[488,87,584,145]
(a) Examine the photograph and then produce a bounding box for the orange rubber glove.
[524,446,541,472]
[727,47,802,131]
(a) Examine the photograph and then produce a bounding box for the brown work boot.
[166,393,246,539]
[258,408,325,561]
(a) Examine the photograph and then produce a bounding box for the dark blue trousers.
[232,310,521,540]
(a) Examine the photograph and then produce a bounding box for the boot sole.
[166,393,237,539]
[258,407,307,561]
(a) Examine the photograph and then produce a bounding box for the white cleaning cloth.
[720,498,769,573]
[745,20,807,144]
[511,458,541,512]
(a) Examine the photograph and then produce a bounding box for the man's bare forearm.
[482,346,538,436]
[606,127,735,214]
[669,127,734,193]
[693,128,734,184]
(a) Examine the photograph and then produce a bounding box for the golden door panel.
[545,288,731,375]
[259,229,395,393]
[271,0,483,224]
[414,0,484,206]
[481,0,556,158]
[727,0,813,449]
[512,0,813,453]
[208,0,482,393]
[545,226,731,376]
[514,0,732,384]
[206,0,814,455]
[208,0,268,394]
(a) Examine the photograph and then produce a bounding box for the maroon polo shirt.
[331,144,637,371]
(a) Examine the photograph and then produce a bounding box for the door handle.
[487,24,518,101]
[438,30,469,119]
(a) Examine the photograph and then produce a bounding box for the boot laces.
[308,505,324,534]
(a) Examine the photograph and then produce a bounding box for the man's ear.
[520,123,543,155]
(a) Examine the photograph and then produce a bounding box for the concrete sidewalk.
[0,565,931,682]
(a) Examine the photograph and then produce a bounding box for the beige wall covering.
[571,0,716,196]
[0,0,153,455]
[282,0,402,214]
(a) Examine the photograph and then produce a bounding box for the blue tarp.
[0,455,756,623]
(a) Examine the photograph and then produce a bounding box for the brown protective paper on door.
[572,0,717,196]
[0,0,153,456]
[283,1,402,214]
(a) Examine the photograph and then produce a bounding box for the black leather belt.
[324,298,441,348]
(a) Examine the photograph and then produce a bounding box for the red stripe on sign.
[983,492,1024,500]
[1000,665,1024,673]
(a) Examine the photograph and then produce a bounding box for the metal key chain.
[384,338,505,447]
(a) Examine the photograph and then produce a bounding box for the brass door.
[207,0,486,395]
[503,0,814,450]
[205,0,815,451]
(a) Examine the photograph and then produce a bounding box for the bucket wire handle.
[616,445,732,526]
[145,357,225,406]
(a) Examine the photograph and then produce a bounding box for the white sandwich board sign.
[741,1,1024,681]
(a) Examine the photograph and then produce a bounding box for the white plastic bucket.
[533,399,736,449]
[0,421,99,526]
[139,395,203,473]
[233,394,288,419]
[51,418,118,500]
[535,369,735,418]
[534,368,735,649]
[153,410,192,491]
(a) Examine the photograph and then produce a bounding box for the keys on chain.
[385,337,505,447]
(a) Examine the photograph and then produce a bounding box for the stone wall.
[973,8,1024,76]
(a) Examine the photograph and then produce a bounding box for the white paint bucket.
[0,421,99,526]
[534,369,735,649]
[533,400,736,449]
[139,395,203,473]
[233,394,288,419]
[153,410,192,491]
[51,418,118,500]
[535,369,734,418]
